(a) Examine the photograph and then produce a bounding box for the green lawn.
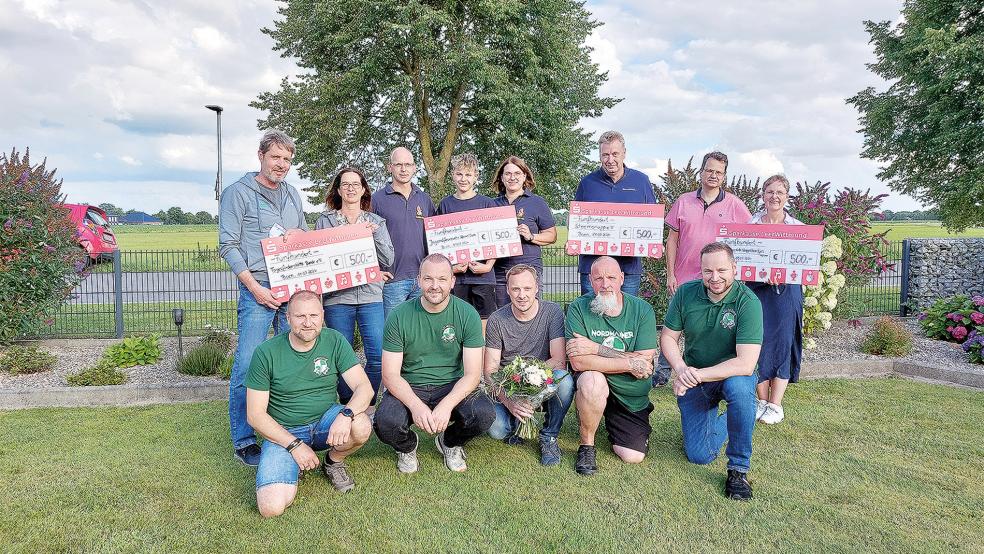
[113,224,220,250]
[1,378,981,552]
[47,300,237,337]
[871,221,984,241]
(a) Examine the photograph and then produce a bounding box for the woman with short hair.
[748,174,804,425]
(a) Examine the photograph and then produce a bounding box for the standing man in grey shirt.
[484,264,573,466]
[219,129,309,466]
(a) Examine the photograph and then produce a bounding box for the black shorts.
[452,283,497,318]
[603,395,653,454]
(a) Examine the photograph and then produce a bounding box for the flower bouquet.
[483,356,564,440]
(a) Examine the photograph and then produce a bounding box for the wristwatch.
[339,407,355,419]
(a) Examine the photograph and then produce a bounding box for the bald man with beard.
[565,256,658,476]
[371,147,437,318]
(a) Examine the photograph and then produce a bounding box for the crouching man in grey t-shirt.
[484,264,573,466]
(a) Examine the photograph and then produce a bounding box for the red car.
[65,204,118,262]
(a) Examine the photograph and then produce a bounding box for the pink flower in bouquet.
[971,312,984,325]
[952,326,968,340]
[512,374,521,383]
[545,377,554,385]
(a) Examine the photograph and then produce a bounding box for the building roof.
[121,212,162,224]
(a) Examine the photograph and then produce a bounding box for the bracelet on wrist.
[285,438,303,453]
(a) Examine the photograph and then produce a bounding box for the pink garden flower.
[952,326,969,340]
[971,312,984,325]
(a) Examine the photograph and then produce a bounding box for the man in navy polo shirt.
[371,147,437,319]
[573,131,657,296]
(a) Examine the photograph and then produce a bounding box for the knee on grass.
[613,445,645,464]
[256,484,295,518]
[684,446,719,466]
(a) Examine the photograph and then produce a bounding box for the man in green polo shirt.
[566,256,658,476]
[374,254,495,473]
[245,290,375,518]
[662,242,763,501]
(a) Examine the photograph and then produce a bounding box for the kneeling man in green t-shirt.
[374,254,496,473]
[246,290,375,518]
[661,242,763,501]
[566,256,658,476]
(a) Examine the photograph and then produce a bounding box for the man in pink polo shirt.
[665,151,752,295]
[655,151,751,387]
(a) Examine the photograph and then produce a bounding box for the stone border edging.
[0,360,980,410]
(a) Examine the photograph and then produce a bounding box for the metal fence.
[32,242,906,339]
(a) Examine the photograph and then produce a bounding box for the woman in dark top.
[489,156,557,307]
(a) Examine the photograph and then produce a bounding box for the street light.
[205,105,223,222]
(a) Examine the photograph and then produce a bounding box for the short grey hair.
[259,130,296,155]
[419,253,453,273]
[598,131,625,149]
[762,174,790,194]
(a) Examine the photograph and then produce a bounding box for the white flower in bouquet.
[821,261,838,277]
[804,296,819,308]
[525,367,544,386]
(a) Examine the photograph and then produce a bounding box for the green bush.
[860,317,914,357]
[67,360,127,387]
[217,354,233,380]
[104,334,161,368]
[1,148,87,344]
[200,325,233,353]
[0,345,57,375]
[177,343,227,376]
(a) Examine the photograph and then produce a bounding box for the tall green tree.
[849,1,984,231]
[253,0,618,205]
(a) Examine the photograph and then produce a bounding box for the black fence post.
[113,250,124,338]
[899,239,911,317]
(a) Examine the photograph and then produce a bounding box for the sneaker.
[322,459,356,492]
[539,436,561,466]
[725,469,753,501]
[435,432,468,472]
[234,444,262,467]
[504,434,525,446]
[574,445,597,476]
[759,403,785,425]
[755,398,769,421]
[396,435,419,474]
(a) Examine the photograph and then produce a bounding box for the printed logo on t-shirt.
[590,329,633,351]
[720,309,737,329]
[441,324,457,343]
[313,357,331,376]
[601,335,627,352]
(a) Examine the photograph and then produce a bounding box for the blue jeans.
[382,278,420,320]
[324,302,384,405]
[488,370,574,440]
[579,272,642,296]
[255,404,344,489]
[230,281,289,450]
[676,374,757,472]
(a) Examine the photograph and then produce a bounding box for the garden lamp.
[173,308,185,360]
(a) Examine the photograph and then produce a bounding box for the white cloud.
[736,150,784,178]
[119,155,141,166]
[192,26,233,53]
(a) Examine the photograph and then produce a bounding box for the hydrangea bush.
[802,235,847,349]
[918,294,984,364]
[0,149,86,344]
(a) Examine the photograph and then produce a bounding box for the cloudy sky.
[2,0,917,214]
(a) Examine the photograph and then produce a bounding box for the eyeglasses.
[391,163,415,170]
[339,183,363,189]
[703,170,725,177]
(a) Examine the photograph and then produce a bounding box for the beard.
[589,292,619,316]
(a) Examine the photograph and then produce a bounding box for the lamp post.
[172,308,185,361]
[205,105,223,222]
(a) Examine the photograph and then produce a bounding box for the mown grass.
[871,221,984,241]
[48,300,237,337]
[112,224,220,250]
[1,378,981,552]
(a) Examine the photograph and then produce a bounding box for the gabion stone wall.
[907,238,984,310]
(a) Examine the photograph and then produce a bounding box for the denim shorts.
[255,404,344,490]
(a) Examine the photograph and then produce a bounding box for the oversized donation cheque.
[715,223,825,285]
[565,201,665,258]
[261,225,383,301]
[424,205,523,264]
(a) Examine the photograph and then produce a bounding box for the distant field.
[870,221,984,241]
[109,222,982,253]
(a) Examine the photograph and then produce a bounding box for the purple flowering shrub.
[0,148,85,344]
[787,181,894,287]
[918,294,984,364]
